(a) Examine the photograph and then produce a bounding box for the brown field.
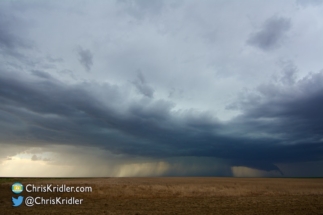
[1,177,323,215]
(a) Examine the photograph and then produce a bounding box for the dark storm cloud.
[234,71,323,136]
[1,67,323,174]
[77,47,93,72]
[247,16,291,51]
[227,69,323,170]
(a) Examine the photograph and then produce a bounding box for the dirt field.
[1,177,323,215]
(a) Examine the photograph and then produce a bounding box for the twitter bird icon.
[12,196,24,207]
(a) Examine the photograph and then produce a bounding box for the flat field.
[1,177,323,215]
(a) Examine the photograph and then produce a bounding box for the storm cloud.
[0,0,322,177]
[1,67,323,175]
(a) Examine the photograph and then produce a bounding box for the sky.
[0,0,323,177]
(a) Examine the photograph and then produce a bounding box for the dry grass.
[1,177,323,214]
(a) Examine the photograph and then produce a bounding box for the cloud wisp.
[77,47,93,72]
